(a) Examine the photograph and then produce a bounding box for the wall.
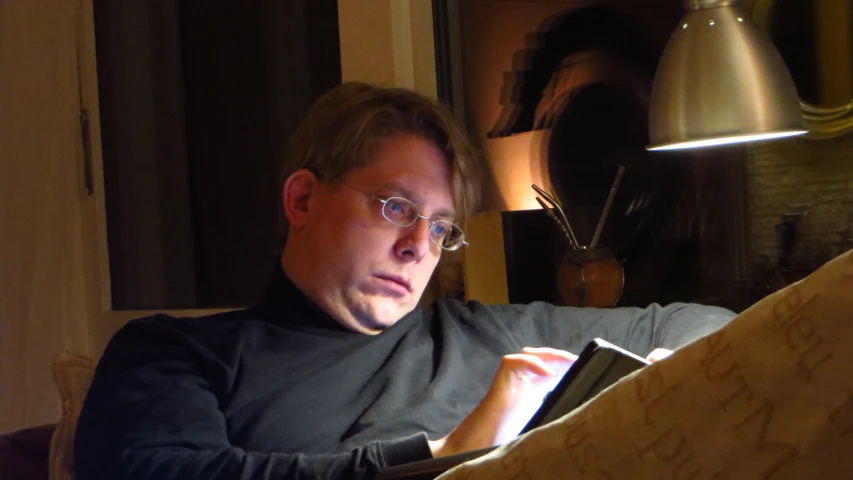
[746,0,853,273]
[747,135,853,273]
[0,0,96,432]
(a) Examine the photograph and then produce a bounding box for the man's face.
[286,134,454,333]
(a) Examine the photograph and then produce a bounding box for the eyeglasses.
[344,184,469,251]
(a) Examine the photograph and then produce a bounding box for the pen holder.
[557,246,624,308]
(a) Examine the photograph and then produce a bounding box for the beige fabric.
[440,249,853,480]
[49,351,97,480]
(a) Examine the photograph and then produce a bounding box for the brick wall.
[747,134,853,274]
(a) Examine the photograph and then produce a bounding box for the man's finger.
[520,347,579,363]
[646,348,674,362]
[501,353,555,378]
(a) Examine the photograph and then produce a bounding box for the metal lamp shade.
[647,1,807,151]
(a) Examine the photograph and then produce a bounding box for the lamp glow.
[648,130,807,151]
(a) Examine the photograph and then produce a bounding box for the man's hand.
[646,348,674,362]
[428,347,577,458]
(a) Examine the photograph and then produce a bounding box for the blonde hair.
[278,82,481,243]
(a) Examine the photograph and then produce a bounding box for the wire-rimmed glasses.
[345,185,469,251]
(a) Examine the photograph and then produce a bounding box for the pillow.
[440,248,853,480]
[49,351,97,480]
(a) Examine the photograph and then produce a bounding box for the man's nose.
[394,218,433,261]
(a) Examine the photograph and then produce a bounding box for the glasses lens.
[382,197,418,226]
[430,220,465,250]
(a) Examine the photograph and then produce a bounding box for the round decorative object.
[556,246,624,308]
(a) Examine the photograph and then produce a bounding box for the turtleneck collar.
[254,261,356,334]
[254,258,425,337]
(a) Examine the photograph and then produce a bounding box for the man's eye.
[388,201,403,213]
[433,224,447,236]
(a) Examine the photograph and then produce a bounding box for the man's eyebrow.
[376,182,456,219]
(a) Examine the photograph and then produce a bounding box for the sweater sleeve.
[473,301,736,356]
[74,318,432,480]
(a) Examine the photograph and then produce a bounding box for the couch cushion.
[50,351,97,480]
[0,424,55,480]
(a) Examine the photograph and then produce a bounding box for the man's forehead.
[345,134,458,217]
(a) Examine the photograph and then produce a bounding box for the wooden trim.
[337,0,437,97]
[76,0,111,316]
[463,212,509,304]
[433,0,454,105]
[432,0,467,120]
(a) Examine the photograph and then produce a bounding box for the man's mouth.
[374,274,413,293]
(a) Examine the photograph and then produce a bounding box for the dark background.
[94,0,341,309]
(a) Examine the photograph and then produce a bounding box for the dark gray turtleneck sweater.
[74,266,734,480]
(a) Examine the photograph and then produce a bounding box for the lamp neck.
[685,0,739,10]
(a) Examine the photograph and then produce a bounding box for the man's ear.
[282,169,319,232]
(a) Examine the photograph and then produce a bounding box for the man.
[75,82,734,480]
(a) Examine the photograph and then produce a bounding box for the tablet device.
[519,338,650,434]
[376,338,650,480]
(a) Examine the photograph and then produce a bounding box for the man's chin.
[363,299,418,330]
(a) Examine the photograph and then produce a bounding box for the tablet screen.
[520,338,649,434]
